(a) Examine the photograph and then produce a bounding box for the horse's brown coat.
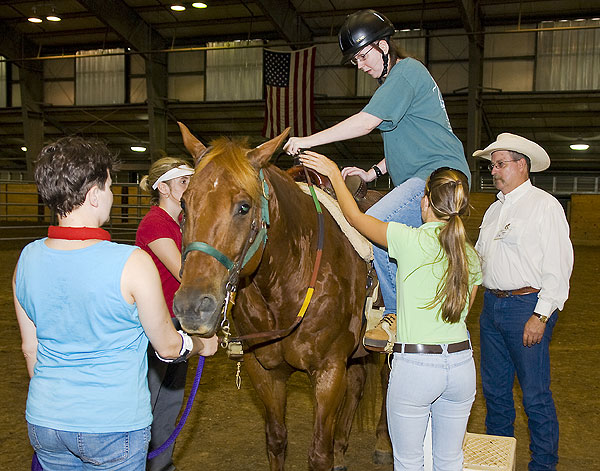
[173,123,385,470]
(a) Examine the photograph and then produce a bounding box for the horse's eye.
[238,203,251,215]
[180,199,186,212]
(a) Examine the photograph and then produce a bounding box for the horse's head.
[173,122,289,336]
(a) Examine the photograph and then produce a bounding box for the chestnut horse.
[173,123,389,470]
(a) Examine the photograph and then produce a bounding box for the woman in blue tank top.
[13,137,218,471]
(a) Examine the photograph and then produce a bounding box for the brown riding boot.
[363,313,396,352]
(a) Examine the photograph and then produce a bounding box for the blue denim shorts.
[28,422,151,470]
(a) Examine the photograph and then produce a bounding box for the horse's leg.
[373,359,393,464]
[245,353,291,471]
[309,362,348,471]
[332,358,367,471]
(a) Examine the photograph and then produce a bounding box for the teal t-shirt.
[362,57,470,186]
[16,239,151,433]
[387,221,482,344]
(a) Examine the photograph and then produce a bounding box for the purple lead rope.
[147,355,205,459]
[31,355,206,470]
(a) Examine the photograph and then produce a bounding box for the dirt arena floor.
[0,237,598,470]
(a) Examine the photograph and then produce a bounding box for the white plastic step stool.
[463,432,516,471]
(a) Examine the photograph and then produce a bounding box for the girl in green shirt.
[300,151,481,471]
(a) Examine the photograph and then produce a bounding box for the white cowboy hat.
[473,133,550,172]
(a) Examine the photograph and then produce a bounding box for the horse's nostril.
[198,295,217,313]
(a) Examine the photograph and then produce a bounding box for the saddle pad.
[296,182,373,262]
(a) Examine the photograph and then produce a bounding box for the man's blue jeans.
[479,291,559,471]
[28,423,151,470]
[366,177,425,315]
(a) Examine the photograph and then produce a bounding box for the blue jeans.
[28,423,151,471]
[366,177,425,315]
[480,291,559,471]
[387,347,476,470]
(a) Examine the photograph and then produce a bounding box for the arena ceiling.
[0,0,600,176]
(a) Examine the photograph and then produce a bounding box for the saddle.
[287,165,383,213]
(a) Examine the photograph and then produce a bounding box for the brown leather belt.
[392,339,471,354]
[488,286,540,298]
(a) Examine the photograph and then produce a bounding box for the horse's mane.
[196,136,261,202]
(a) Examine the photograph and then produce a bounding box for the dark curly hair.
[34,136,119,217]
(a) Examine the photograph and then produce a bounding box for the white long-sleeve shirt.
[475,180,574,318]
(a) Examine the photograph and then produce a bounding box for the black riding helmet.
[338,9,396,65]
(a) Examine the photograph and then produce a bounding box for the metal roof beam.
[76,0,167,55]
[254,0,312,45]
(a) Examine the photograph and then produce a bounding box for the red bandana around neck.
[48,226,111,241]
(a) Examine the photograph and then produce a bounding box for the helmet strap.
[377,52,389,84]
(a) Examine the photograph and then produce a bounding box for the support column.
[19,63,44,178]
[454,0,484,190]
[467,39,483,190]
[146,53,168,161]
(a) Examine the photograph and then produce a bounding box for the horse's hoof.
[333,466,347,471]
[372,449,394,465]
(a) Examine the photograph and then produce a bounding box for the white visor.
[152,165,195,190]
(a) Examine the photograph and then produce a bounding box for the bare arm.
[13,267,37,378]
[468,285,479,312]
[300,151,388,247]
[148,238,182,282]
[284,112,382,155]
[122,250,218,359]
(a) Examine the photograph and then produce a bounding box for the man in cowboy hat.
[473,133,573,471]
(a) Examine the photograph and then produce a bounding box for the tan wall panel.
[111,186,151,224]
[2,184,43,220]
[569,194,600,245]
[464,192,497,242]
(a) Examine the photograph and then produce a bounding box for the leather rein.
[180,167,324,348]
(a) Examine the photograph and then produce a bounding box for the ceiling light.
[46,14,62,22]
[570,143,589,151]
[130,146,147,152]
[170,3,186,11]
[192,2,208,8]
[21,146,27,152]
[28,7,42,23]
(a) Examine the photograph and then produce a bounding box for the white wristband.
[155,330,194,363]
[178,330,194,357]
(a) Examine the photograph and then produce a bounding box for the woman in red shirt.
[136,157,194,471]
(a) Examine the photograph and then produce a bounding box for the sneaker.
[363,313,396,352]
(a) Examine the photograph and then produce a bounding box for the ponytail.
[423,168,473,324]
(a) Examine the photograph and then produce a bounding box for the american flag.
[262,47,316,138]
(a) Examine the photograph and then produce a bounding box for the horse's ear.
[178,121,208,166]
[247,128,291,168]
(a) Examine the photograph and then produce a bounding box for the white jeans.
[387,347,476,471]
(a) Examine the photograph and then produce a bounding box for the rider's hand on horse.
[299,151,342,183]
[284,136,311,155]
[341,166,375,182]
